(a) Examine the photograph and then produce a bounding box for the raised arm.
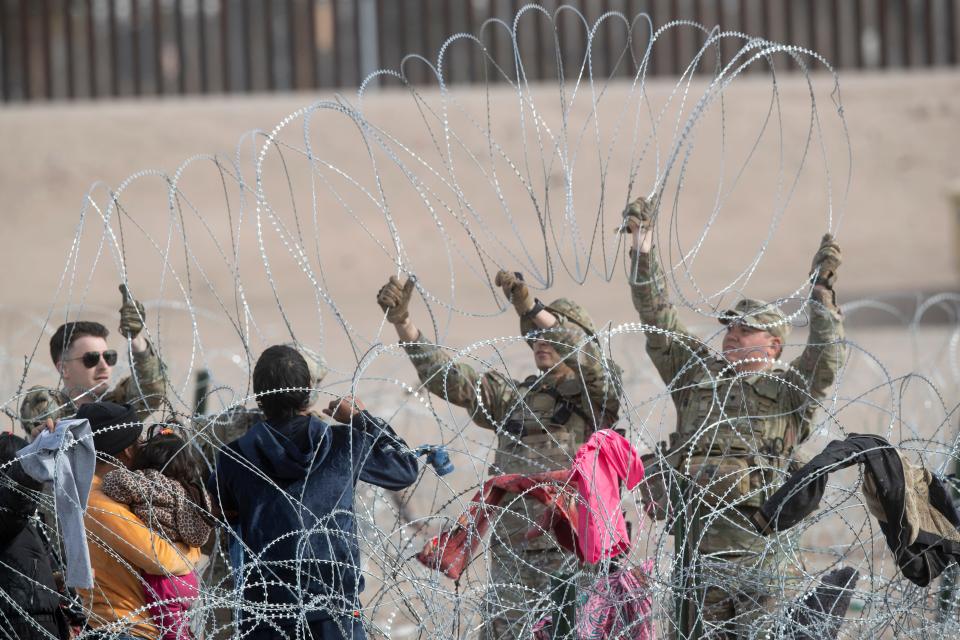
[785,235,847,432]
[622,197,710,385]
[377,276,518,430]
[319,397,420,490]
[495,269,622,428]
[106,284,167,420]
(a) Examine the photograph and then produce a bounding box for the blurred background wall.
[1,0,958,102]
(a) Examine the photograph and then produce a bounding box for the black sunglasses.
[66,350,118,368]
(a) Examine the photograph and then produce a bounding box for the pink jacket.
[142,571,199,640]
[417,469,577,580]
[533,559,655,640]
[570,429,644,564]
[418,430,645,578]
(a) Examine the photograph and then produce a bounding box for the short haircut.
[50,321,109,365]
[253,345,312,422]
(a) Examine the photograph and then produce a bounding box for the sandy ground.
[2,69,960,636]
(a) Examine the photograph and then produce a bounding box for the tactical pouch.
[685,454,755,508]
[490,430,577,551]
[492,429,576,476]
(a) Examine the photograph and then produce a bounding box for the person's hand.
[118,284,146,339]
[620,196,654,235]
[811,283,838,309]
[494,270,534,316]
[809,233,841,289]
[376,276,416,324]
[323,395,366,423]
[621,196,656,254]
[29,418,55,441]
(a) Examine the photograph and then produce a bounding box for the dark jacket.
[0,464,70,640]
[208,411,419,631]
[755,434,960,587]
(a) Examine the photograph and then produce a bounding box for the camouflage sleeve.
[402,332,518,431]
[105,340,167,421]
[629,247,709,385]
[784,301,846,437]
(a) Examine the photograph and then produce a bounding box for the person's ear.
[770,336,783,359]
[121,443,138,467]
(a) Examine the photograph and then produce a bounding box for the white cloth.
[17,418,96,588]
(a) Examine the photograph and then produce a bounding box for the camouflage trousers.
[685,507,802,639]
[481,545,576,640]
[691,558,798,639]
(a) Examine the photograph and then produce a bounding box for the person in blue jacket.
[208,344,420,640]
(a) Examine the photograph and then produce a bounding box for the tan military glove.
[619,196,655,234]
[377,276,416,324]
[811,283,838,310]
[118,284,146,339]
[809,233,841,289]
[495,270,535,316]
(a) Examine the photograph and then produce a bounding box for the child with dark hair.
[209,344,421,639]
[101,425,212,640]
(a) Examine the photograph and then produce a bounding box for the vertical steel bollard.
[671,473,693,640]
[550,570,577,639]
[194,368,210,415]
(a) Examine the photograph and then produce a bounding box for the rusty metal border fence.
[1,0,957,103]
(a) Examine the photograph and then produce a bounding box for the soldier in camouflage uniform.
[621,197,846,638]
[19,285,166,439]
[376,272,622,640]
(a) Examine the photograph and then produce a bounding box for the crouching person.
[208,345,420,640]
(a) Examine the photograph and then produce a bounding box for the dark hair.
[0,433,41,493]
[253,345,311,421]
[130,426,210,521]
[50,321,109,365]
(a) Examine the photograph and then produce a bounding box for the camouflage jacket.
[19,341,167,434]
[404,318,620,473]
[402,324,622,548]
[630,248,846,511]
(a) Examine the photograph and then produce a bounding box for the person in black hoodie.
[207,345,420,640]
[0,432,75,640]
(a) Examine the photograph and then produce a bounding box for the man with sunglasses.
[19,285,166,440]
[621,196,846,638]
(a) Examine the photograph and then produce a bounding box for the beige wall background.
[2,69,960,635]
[3,70,958,402]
